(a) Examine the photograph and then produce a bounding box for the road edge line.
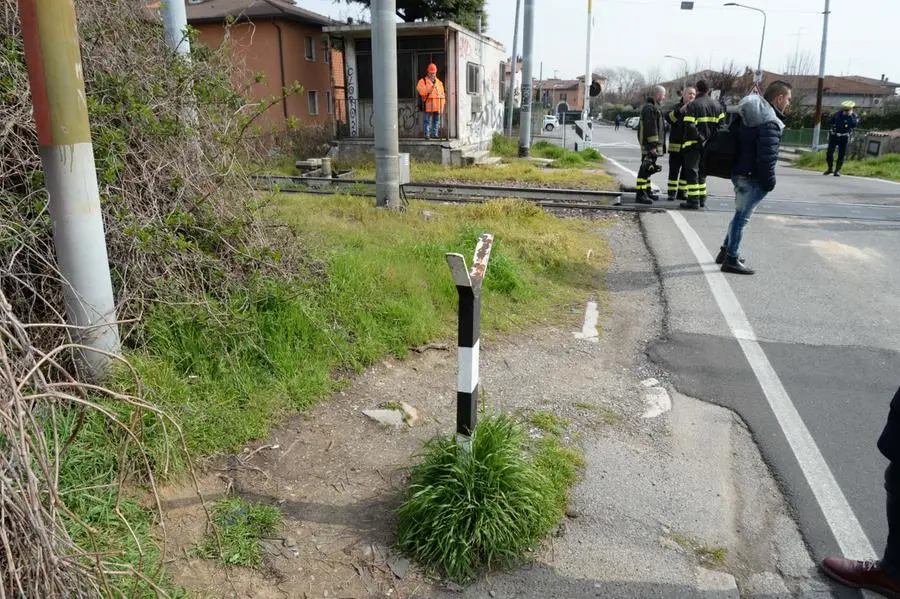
[667,209,875,560]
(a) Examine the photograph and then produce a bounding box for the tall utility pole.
[18,0,121,379]
[505,0,522,136]
[812,0,831,150]
[161,0,198,126]
[162,0,191,56]
[581,0,593,143]
[372,0,401,208]
[518,0,535,157]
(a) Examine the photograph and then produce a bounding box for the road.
[585,122,900,584]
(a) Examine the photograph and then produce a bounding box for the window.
[325,90,332,114]
[466,62,480,95]
[308,90,319,116]
[560,93,567,102]
[305,36,315,61]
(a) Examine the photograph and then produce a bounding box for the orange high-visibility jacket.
[416,77,446,113]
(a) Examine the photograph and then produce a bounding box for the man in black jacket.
[680,79,724,210]
[635,85,666,204]
[821,386,900,598]
[717,80,791,275]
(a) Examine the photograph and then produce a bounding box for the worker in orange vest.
[416,63,446,139]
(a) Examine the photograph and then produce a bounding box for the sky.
[297,0,897,84]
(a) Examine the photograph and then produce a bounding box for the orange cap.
[427,63,438,74]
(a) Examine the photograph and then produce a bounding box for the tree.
[706,60,743,104]
[595,66,646,105]
[345,0,487,31]
[783,48,816,76]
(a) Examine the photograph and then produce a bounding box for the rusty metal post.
[18,0,121,379]
[445,234,494,437]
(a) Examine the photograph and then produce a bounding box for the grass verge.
[793,151,900,181]
[60,195,608,594]
[194,498,283,566]
[395,413,583,582]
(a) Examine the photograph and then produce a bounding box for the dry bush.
[0,0,299,356]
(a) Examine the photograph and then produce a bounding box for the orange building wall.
[195,19,332,130]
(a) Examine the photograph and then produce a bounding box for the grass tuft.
[793,150,900,181]
[194,497,282,567]
[396,413,582,582]
[491,133,519,158]
[527,411,571,437]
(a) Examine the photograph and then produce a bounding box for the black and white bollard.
[445,233,494,437]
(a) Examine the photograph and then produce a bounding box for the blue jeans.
[723,176,768,258]
[423,111,441,138]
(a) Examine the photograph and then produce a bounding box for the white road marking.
[667,210,875,560]
[602,155,638,177]
[573,300,599,342]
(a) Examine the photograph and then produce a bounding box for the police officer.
[636,85,667,204]
[666,86,696,202]
[824,100,859,177]
[680,80,724,209]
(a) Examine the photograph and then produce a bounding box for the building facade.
[325,21,507,163]
[186,0,335,130]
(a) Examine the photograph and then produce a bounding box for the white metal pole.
[19,0,121,379]
[162,0,191,56]
[505,0,522,136]
[372,0,401,208]
[582,0,592,143]
[518,0,535,156]
[812,0,831,150]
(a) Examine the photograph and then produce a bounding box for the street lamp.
[664,55,689,96]
[724,2,767,75]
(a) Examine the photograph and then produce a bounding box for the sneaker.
[667,192,677,202]
[821,558,900,598]
[823,169,832,175]
[721,255,754,275]
[834,171,841,177]
[635,193,654,205]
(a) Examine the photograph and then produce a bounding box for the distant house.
[533,76,604,115]
[185,0,337,130]
[324,20,507,164]
[658,69,900,109]
[501,58,523,108]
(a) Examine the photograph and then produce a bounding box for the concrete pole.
[812,0,831,150]
[505,0,521,136]
[18,0,121,378]
[517,0,535,157]
[162,0,191,56]
[372,0,401,209]
[582,0,592,142]
[161,0,198,127]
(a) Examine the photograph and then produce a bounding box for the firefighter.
[636,85,667,204]
[666,86,696,202]
[824,100,859,176]
[680,79,725,209]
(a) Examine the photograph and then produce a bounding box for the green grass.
[490,133,519,158]
[194,497,282,566]
[351,147,615,190]
[57,194,609,594]
[395,413,583,582]
[793,151,900,181]
[670,533,727,565]
[527,411,571,437]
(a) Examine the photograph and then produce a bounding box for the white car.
[625,116,640,130]
[543,114,559,131]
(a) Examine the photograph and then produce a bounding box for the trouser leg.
[698,159,708,207]
[668,152,683,199]
[826,135,836,170]
[883,462,900,579]
[681,148,701,207]
[836,137,848,171]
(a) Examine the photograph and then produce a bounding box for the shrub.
[396,414,581,582]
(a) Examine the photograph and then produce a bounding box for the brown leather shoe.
[821,557,900,598]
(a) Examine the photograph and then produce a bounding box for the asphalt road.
[586,123,900,583]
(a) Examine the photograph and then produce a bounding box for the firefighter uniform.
[680,93,724,209]
[824,100,859,176]
[636,96,665,203]
[666,99,690,202]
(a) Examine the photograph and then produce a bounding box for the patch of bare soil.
[159,214,659,599]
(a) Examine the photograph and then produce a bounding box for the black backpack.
[702,112,742,179]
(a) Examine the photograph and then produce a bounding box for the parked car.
[625,116,640,129]
[543,114,559,131]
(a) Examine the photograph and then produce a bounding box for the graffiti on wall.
[347,65,359,137]
[360,101,421,137]
[457,30,505,145]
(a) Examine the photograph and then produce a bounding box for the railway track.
[252,175,657,212]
